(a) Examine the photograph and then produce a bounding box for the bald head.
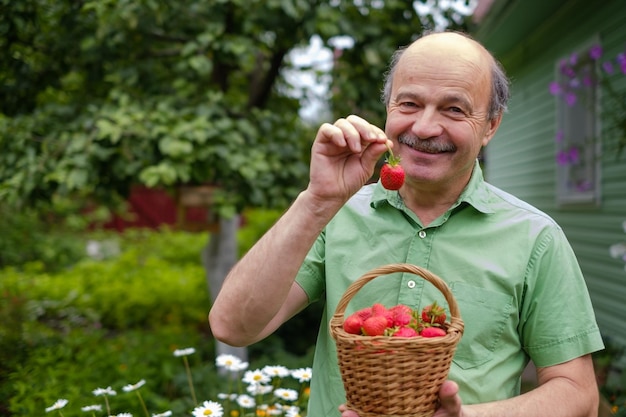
[382,31,510,120]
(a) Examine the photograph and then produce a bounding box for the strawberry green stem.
[385,141,401,166]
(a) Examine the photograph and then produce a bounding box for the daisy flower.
[285,406,303,417]
[115,414,133,417]
[192,400,223,417]
[291,368,312,383]
[246,383,273,396]
[215,354,248,372]
[266,405,283,416]
[217,393,237,400]
[122,379,146,392]
[236,394,256,408]
[274,388,298,402]
[93,386,117,396]
[242,369,270,385]
[173,347,195,357]
[151,412,172,417]
[81,405,102,412]
[45,399,68,413]
[262,365,290,379]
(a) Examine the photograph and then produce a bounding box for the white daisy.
[246,383,273,395]
[285,406,303,417]
[93,386,117,396]
[116,414,133,417]
[243,369,270,385]
[173,347,196,357]
[267,405,283,416]
[291,367,312,383]
[122,379,146,392]
[192,400,223,417]
[45,399,68,413]
[274,388,298,402]
[262,365,290,378]
[81,405,102,412]
[217,393,237,400]
[151,412,172,417]
[236,394,256,408]
[215,354,248,372]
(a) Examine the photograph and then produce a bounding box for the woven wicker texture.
[329,263,464,417]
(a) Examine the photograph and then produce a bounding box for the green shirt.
[296,162,604,417]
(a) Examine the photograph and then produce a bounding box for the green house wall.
[475,0,626,347]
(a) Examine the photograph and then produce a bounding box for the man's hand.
[433,381,464,417]
[307,115,389,206]
[339,380,464,417]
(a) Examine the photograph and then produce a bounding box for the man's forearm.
[464,370,598,417]
[208,190,342,346]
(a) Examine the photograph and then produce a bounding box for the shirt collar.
[370,160,495,215]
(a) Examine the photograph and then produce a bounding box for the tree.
[0,0,474,358]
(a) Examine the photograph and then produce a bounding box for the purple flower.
[618,53,626,74]
[589,45,602,60]
[582,75,594,87]
[565,92,577,106]
[603,61,615,75]
[549,81,562,95]
[556,150,570,166]
[569,52,579,66]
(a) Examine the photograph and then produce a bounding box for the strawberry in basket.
[342,302,448,338]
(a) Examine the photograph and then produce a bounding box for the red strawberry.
[380,144,404,190]
[390,304,413,327]
[362,315,388,336]
[355,307,373,321]
[393,327,418,337]
[421,301,446,325]
[370,303,387,316]
[371,303,394,327]
[343,314,364,335]
[380,162,405,190]
[420,327,447,338]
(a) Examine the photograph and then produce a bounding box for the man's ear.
[482,113,503,146]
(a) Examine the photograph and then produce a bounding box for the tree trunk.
[202,213,248,371]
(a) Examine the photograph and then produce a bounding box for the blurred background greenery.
[0,207,321,416]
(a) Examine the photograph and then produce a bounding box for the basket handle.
[333,263,461,321]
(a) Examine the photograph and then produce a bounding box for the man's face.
[385,34,500,191]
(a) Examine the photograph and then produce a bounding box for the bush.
[1,221,317,416]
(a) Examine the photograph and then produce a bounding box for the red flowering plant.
[549,43,626,168]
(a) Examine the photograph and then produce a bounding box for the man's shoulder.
[483,182,561,228]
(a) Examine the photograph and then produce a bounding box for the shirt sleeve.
[295,229,326,304]
[519,226,604,367]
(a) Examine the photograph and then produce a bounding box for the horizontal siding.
[482,0,626,347]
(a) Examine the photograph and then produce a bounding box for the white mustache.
[398,133,456,153]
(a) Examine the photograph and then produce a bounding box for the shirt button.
[418,230,426,238]
[407,280,416,288]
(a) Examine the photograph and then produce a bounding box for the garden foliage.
[0,216,318,416]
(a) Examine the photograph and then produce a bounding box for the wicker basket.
[329,263,464,417]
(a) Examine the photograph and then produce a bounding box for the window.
[553,42,602,206]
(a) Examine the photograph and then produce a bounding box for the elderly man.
[209,31,603,417]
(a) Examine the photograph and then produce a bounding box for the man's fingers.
[323,115,386,154]
[438,380,462,415]
[338,404,360,417]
